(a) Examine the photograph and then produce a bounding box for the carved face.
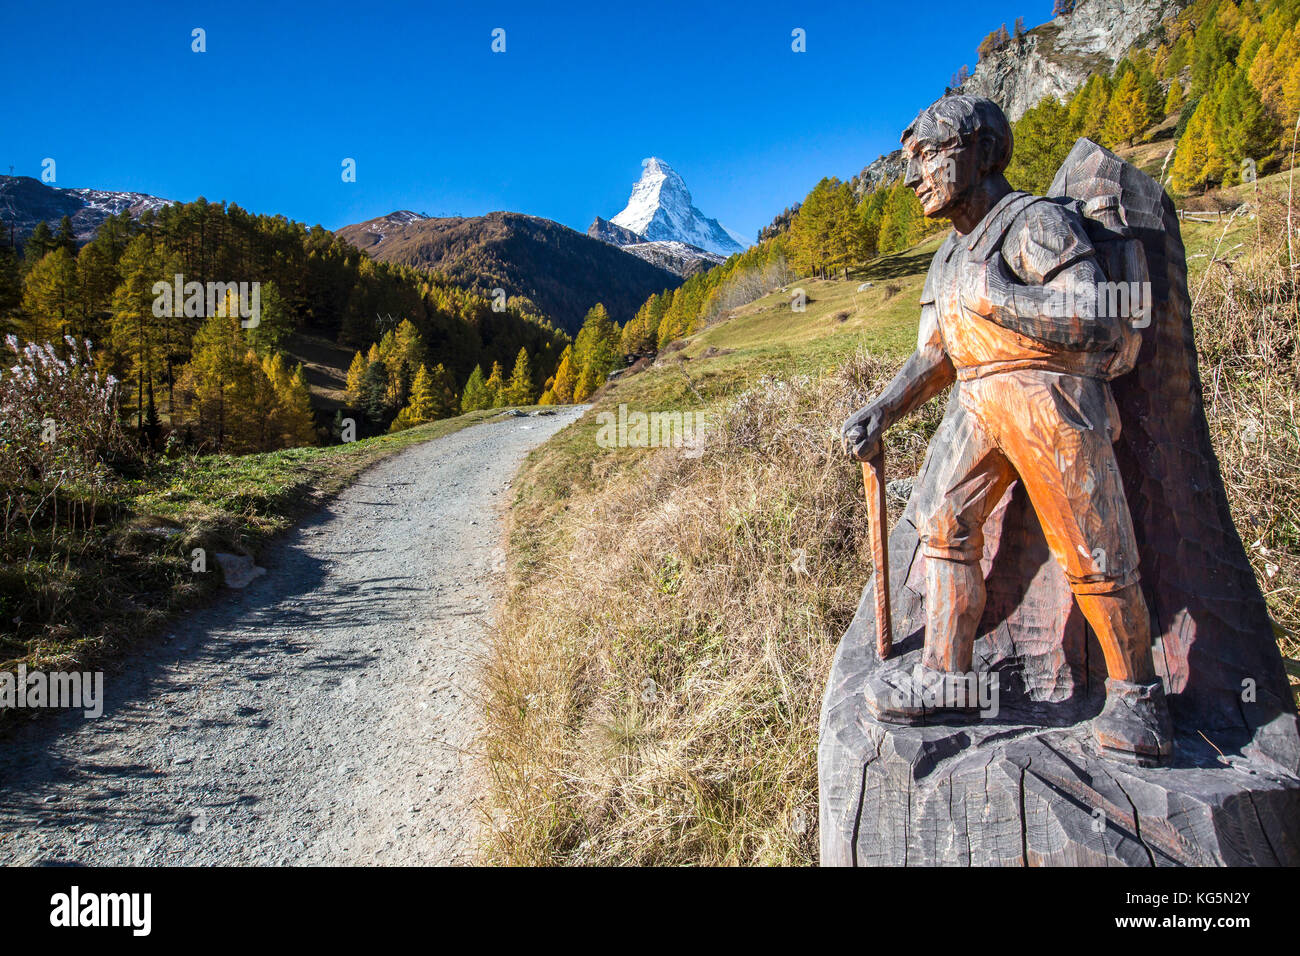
[901,133,974,219]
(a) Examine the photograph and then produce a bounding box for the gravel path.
[0,408,584,866]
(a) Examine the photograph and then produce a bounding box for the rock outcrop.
[960,0,1186,120]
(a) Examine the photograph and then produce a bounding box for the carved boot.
[863,660,982,724]
[1092,678,1173,767]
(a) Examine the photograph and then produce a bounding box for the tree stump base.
[819,582,1300,866]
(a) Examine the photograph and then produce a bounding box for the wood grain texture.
[863,453,893,660]
[819,138,1300,866]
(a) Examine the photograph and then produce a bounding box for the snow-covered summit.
[0,175,176,247]
[608,158,746,258]
[61,187,174,217]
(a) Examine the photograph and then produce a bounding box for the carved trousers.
[915,370,1155,682]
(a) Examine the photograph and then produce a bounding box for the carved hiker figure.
[819,95,1300,866]
[840,96,1169,765]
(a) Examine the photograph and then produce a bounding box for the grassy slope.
[283,332,356,412]
[3,407,524,675]
[486,168,1300,864]
[484,239,944,865]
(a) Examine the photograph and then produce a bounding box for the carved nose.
[903,159,922,188]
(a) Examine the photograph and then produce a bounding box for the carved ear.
[978,132,998,175]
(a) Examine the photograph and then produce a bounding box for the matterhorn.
[589,158,746,276]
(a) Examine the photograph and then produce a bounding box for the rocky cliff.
[960,0,1186,120]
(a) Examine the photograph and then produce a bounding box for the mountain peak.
[0,175,174,247]
[608,158,745,258]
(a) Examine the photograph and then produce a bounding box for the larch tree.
[550,345,577,404]
[1104,70,1150,147]
[345,350,368,404]
[460,364,489,413]
[22,247,78,345]
[110,237,178,429]
[484,361,506,408]
[505,347,535,406]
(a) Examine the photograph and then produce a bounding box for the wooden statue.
[820,95,1300,866]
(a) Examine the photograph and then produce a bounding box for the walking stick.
[862,451,892,660]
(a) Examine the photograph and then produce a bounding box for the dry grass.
[481,353,942,865]
[1193,189,1300,662]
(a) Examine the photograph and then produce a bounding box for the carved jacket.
[921,191,1116,381]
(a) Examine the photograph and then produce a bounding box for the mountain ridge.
[0,175,174,246]
[334,210,685,334]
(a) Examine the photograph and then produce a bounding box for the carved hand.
[842,403,886,462]
[960,253,1119,351]
[959,252,1016,320]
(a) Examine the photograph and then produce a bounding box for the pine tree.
[246,280,293,356]
[54,216,78,256]
[23,221,55,264]
[460,364,490,413]
[428,363,458,417]
[1217,66,1275,177]
[0,242,21,335]
[361,357,391,424]
[74,239,117,343]
[505,347,534,405]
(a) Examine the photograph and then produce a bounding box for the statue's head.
[901,95,1013,219]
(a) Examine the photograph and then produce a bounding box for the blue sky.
[2,0,1051,243]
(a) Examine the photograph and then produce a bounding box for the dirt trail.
[0,408,584,866]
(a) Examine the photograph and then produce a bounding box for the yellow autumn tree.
[484,361,506,408]
[1104,71,1149,147]
[391,363,434,431]
[177,308,270,453]
[572,364,599,403]
[1171,95,1226,192]
[346,350,367,403]
[550,345,577,404]
[263,352,316,447]
[1163,78,1184,116]
[505,347,535,406]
